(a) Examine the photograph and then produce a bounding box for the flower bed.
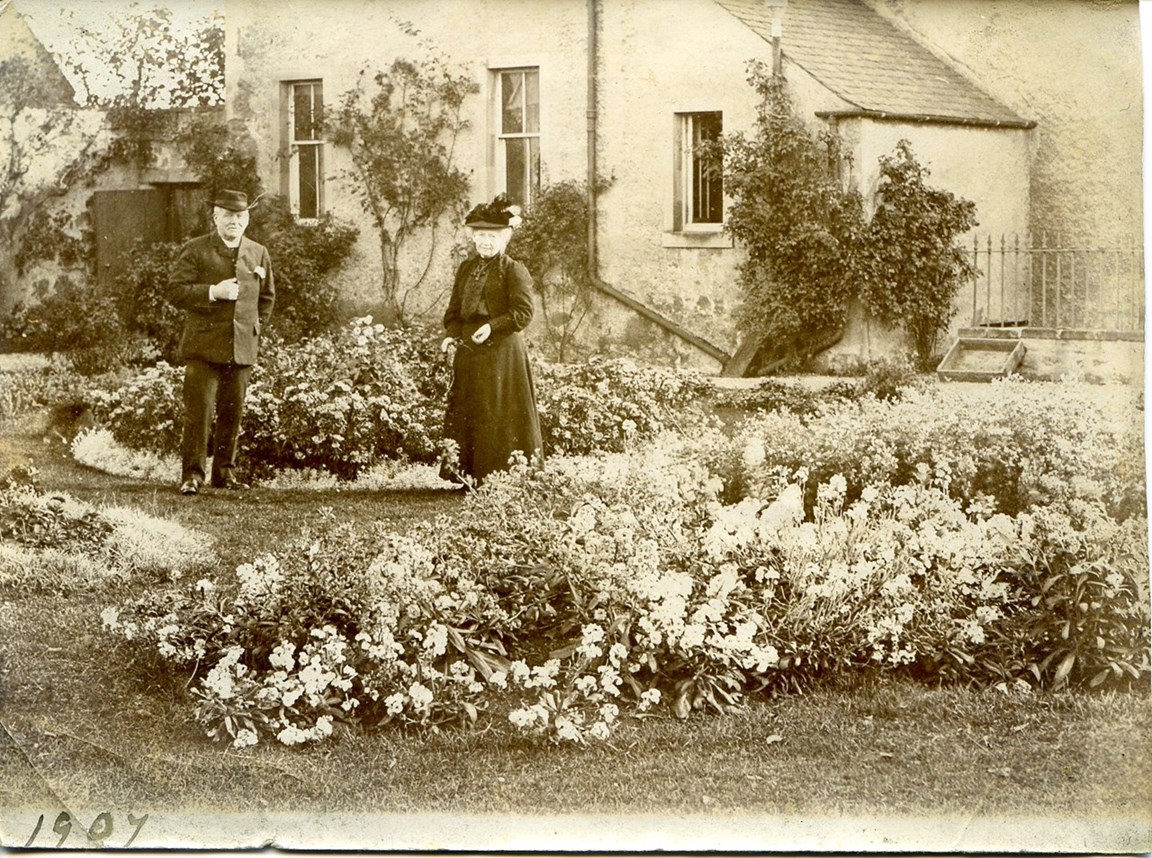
[0,468,213,595]
[101,426,1149,749]
[87,317,713,481]
[704,379,1144,520]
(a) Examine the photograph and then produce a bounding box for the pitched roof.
[0,0,77,106]
[714,0,1033,128]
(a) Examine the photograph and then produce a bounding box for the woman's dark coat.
[442,252,543,482]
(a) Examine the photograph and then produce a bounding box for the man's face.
[213,206,249,243]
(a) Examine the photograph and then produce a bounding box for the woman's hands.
[441,323,492,353]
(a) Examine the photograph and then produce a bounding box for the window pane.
[502,72,524,134]
[528,136,540,205]
[298,144,320,218]
[292,82,320,141]
[690,112,723,224]
[525,70,540,133]
[505,137,527,206]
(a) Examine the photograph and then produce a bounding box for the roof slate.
[714,0,1031,127]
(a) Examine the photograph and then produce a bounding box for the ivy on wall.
[722,62,978,368]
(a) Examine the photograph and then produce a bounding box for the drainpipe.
[584,0,731,367]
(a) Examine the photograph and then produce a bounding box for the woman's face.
[470,226,512,258]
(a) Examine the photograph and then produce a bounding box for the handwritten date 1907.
[23,811,149,848]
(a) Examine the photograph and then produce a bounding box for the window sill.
[661,230,733,249]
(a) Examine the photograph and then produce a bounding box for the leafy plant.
[0,276,134,375]
[509,179,605,361]
[994,504,1150,690]
[859,141,977,363]
[721,68,980,368]
[251,199,360,342]
[721,64,865,362]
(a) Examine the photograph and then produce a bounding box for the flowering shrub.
[100,429,1148,749]
[87,320,715,480]
[241,319,446,479]
[708,379,1144,520]
[89,320,447,481]
[533,357,713,456]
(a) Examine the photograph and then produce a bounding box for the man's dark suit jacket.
[169,232,275,366]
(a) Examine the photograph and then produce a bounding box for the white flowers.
[235,555,283,603]
[269,641,296,671]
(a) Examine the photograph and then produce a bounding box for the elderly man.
[169,189,274,495]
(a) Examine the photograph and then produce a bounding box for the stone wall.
[867,0,1143,245]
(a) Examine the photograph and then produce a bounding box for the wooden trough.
[936,337,1026,382]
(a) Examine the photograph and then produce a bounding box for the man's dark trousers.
[181,358,252,485]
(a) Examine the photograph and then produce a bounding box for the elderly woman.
[440,195,544,485]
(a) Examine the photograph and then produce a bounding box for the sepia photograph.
[0,0,1148,851]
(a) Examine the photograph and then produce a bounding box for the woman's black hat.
[464,194,522,229]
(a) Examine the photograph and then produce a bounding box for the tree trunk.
[376,231,403,324]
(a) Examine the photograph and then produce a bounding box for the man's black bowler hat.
[212,189,260,212]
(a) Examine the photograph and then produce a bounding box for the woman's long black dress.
[442,252,544,483]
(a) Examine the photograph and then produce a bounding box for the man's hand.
[470,323,492,345]
[210,278,239,301]
[440,336,455,354]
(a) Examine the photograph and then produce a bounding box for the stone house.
[8,1,1141,374]
[219,1,1139,372]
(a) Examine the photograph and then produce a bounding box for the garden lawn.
[1,426,1150,848]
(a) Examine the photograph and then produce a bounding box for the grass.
[1,423,1151,849]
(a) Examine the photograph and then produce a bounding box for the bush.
[534,357,713,456]
[507,179,600,361]
[113,241,187,364]
[859,141,977,363]
[723,66,862,352]
[91,320,446,482]
[0,277,135,375]
[242,319,446,479]
[248,197,359,342]
[710,379,1144,520]
[0,197,358,374]
[722,66,977,366]
[712,378,859,419]
[89,321,716,480]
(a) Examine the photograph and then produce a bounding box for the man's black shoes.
[210,475,250,491]
[179,478,201,496]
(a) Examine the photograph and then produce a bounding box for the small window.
[285,80,324,219]
[495,68,540,208]
[674,111,724,230]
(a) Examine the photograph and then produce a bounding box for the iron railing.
[968,234,1144,334]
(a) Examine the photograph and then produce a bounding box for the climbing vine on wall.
[721,64,865,362]
[509,179,611,362]
[721,62,978,368]
[858,140,977,364]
